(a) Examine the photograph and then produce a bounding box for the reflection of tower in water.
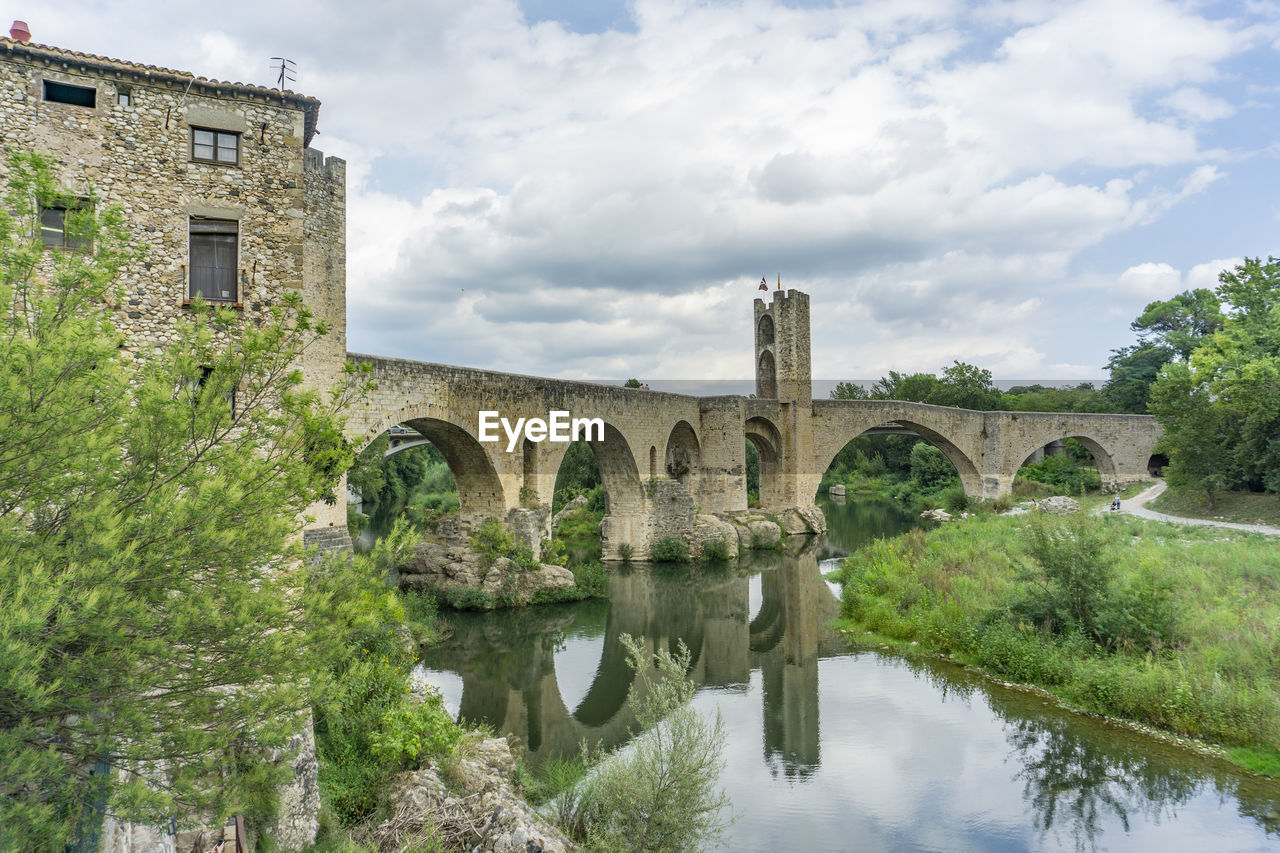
[426,539,839,778]
[749,545,832,778]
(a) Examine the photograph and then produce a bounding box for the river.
[415,498,1280,851]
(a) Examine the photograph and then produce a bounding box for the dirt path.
[1112,480,1280,537]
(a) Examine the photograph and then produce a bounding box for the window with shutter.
[189,219,238,302]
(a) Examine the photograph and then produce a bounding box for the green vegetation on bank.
[313,525,460,828]
[833,510,1280,772]
[1149,488,1280,528]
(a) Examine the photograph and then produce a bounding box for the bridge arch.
[815,418,982,498]
[356,409,507,531]
[400,416,507,527]
[1014,433,1119,489]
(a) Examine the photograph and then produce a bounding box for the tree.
[1104,343,1175,413]
[909,443,958,489]
[830,381,869,400]
[868,370,938,402]
[1104,288,1224,414]
[932,361,1003,410]
[0,151,376,847]
[1130,288,1224,359]
[1148,258,1280,502]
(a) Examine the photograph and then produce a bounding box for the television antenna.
[270,57,296,90]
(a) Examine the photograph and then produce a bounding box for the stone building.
[0,28,344,852]
[0,27,349,532]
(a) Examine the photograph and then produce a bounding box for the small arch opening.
[757,350,777,399]
[745,416,783,509]
[758,314,775,346]
[664,421,701,482]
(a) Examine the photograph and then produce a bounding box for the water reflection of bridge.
[422,537,843,776]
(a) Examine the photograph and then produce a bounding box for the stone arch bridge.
[318,290,1161,559]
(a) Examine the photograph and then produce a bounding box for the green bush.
[346,504,368,538]
[576,635,730,852]
[651,536,690,563]
[910,443,960,490]
[314,521,431,825]
[368,686,462,768]
[541,536,569,566]
[700,537,731,563]
[530,560,609,605]
[749,526,781,550]
[441,585,496,611]
[943,487,970,514]
[1016,453,1102,493]
[470,517,516,566]
[1012,515,1117,641]
[617,542,634,563]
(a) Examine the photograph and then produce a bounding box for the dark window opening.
[191,127,239,165]
[42,80,97,108]
[39,204,92,250]
[189,366,236,417]
[189,218,238,302]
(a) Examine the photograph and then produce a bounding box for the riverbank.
[832,509,1280,777]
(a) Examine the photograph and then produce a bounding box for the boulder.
[828,483,846,497]
[746,519,783,548]
[689,514,740,558]
[381,737,571,853]
[1039,495,1080,515]
[782,505,827,535]
[551,494,589,529]
[399,543,575,608]
[921,508,952,522]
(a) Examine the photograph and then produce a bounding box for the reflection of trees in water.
[1003,714,1200,853]
[898,653,1280,850]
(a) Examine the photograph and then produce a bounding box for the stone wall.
[0,40,318,357]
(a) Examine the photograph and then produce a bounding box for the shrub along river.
[416,498,1280,852]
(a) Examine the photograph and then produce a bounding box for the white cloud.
[1161,87,1236,121]
[1118,262,1182,298]
[27,0,1280,379]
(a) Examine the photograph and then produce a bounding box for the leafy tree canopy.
[0,151,379,847]
[1149,257,1280,503]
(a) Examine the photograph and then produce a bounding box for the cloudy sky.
[31,0,1280,381]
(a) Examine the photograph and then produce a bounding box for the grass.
[832,509,1280,774]
[1150,487,1280,528]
